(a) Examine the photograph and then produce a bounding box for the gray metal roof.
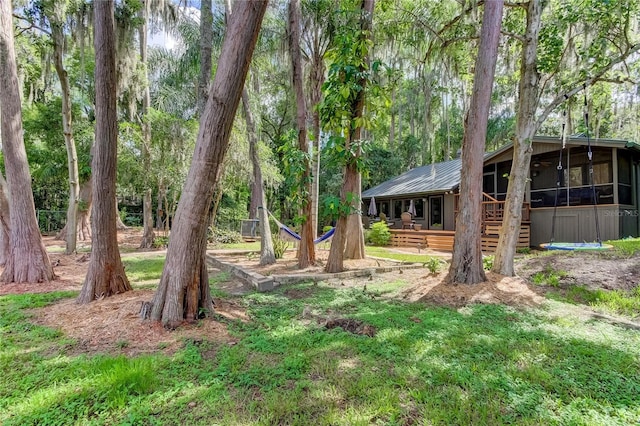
[362,158,462,199]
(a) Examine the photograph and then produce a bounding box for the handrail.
[454,194,531,223]
[482,192,499,202]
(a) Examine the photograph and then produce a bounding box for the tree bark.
[77,181,92,241]
[139,0,156,249]
[115,197,128,230]
[344,170,365,259]
[0,174,10,267]
[148,1,267,328]
[198,0,213,116]
[156,178,166,231]
[242,89,275,265]
[289,0,315,268]
[492,0,542,277]
[77,0,131,303]
[448,0,503,284]
[50,11,80,255]
[0,0,56,283]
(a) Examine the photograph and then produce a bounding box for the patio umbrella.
[368,197,377,216]
[408,199,417,216]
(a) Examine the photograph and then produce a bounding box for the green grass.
[364,246,443,264]
[121,254,166,285]
[559,285,640,317]
[531,266,568,288]
[2,282,640,425]
[216,241,261,251]
[607,237,640,256]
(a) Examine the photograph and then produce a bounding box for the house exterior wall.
[619,204,640,239]
[530,205,621,246]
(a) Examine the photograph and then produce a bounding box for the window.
[380,201,389,216]
[483,173,495,197]
[393,200,403,218]
[412,199,424,219]
[496,161,511,195]
[429,196,443,229]
[530,147,614,207]
[618,153,632,205]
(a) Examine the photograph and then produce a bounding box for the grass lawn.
[2,241,640,424]
[2,287,640,424]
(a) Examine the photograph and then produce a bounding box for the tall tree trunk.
[492,0,542,277]
[0,174,10,267]
[242,89,275,265]
[289,0,315,268]
[309,34,326,239]
[198,0,213,116]
[342,0,374,262]
[78,0,131,303]
[77,180,92,241]
[0,0,56,283]
[115,197,128,230]
[139,0,156,249]
[156,178,165,230]
[448,0,503,284]
[50,16,80,255]
[147,1,267,329]
[344,168,365,259]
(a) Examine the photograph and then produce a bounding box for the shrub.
[272,233,289,259]
[153,236,169,248]
[369,221,391,246]
[364,229,373,245]
[424,256,443,274]
[482,255,494,271]
[209,228,243,245]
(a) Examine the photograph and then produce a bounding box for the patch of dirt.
[515,250,640,292]
[31,289,239,356]
[324,318,377,337]
[400,271,545,308]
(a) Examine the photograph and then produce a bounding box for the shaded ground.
[1,229,639,355]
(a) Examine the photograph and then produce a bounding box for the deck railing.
[455,193,530,224]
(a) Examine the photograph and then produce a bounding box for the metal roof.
[362,158,462,199]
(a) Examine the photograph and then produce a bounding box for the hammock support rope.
[543,85,610,251]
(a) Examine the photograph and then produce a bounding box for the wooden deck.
[389,225,530,253]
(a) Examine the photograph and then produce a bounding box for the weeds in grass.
[608,237,640,256]
[562,285,640,317]
[531,266,568,287]
[424,256,443,274]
